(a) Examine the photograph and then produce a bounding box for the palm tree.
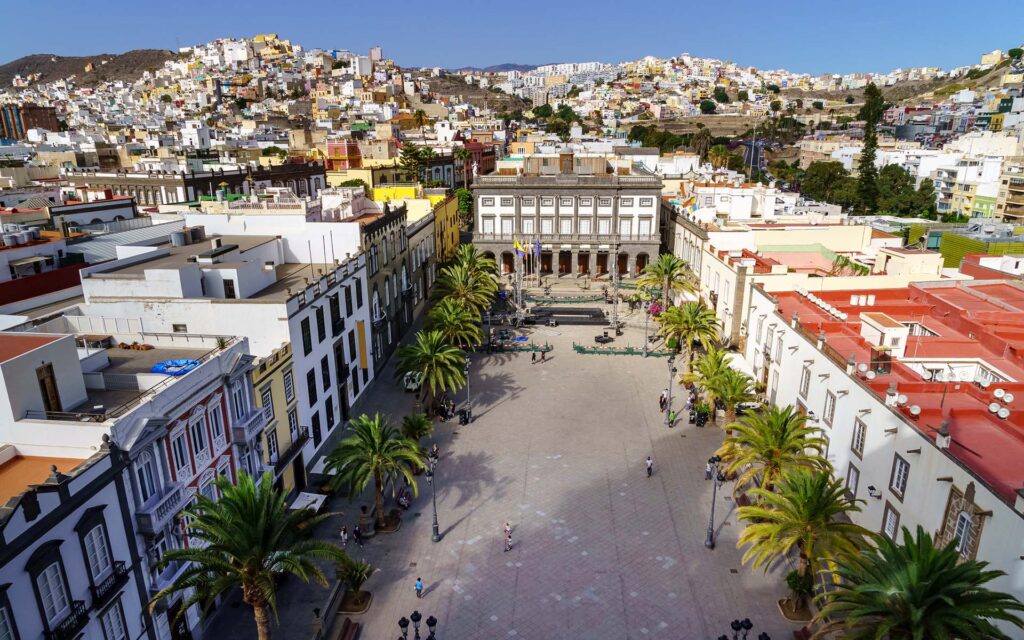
[413,108,428,138]
[453,243,498,278]
[684,346,730,423]
[453,146,471,188]
[636,253,693,310]
[400,412,433,444]
[815,526,1024,640]
[427,297,483,348]
[715,368,756,430]
[717,405,827,492]
[396,330,467,408]
[737,468,870,584]
[691,127,713,161]
[656,301,720,373]
[708,144,731,169]
[325,413,424,530]
[151,471,345,640]
[433,263,496,317]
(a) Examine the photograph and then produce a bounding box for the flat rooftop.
[0,455,80,504]
[101,235,276,275]
[75,345,210,416]
[773,280,1024,502]
[0,334,63,362]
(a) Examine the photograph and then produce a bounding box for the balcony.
[231,409,265,444]
[276,425,310,474]
[148,560,188,610]
[473,232,659,245]
[90,561,129,609]
[136,483,193,535]
[48,600,88,640]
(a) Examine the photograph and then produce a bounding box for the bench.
[793,625,812,640]
[337,617,360,640]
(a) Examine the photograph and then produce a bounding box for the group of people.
[530,350,547,364]
[658,389,678,427]
[338,524,364,548]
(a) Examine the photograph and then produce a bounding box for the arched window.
[384,280,390,306]
[392,272,399,301]
[401,265,408,290]
[382,237,388,264]
[135,450,158,503]
[372,288,381,320]
[953,511,974,557]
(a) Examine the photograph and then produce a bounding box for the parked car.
[403,371,423,393]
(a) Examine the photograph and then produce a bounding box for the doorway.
[617,253,629,277]
[577,252,590,275]
[36,364,62,413]
[596,254,608,276]
[293,454,307,492]
[557,251,571,275]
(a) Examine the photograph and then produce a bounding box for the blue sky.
[3,0,1023,75]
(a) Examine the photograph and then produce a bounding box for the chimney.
[885,382,899,407]
[936,420,951,450]
[211,238,222,250]
[791,311,799,328]
[817,330,826,349]
[846,354,856,375]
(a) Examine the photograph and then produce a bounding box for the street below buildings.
[205,313,795,640]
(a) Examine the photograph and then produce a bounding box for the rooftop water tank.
[170,231,188,247]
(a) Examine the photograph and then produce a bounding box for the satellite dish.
[980,379,991,388]
[865,371,877,380]
[857,363,868,373]
[909,405,921,416]
[922,369,934,381]
[994,388,1006,398]
[1003,393,1015,404]
[999,407,1011,419]
[989,402,1001,413]
[897,394,908,405]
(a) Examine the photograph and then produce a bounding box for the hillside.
[449,63,546,73]
[0,49,177,87]
[424,72,530,113]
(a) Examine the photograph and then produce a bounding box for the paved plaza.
[206,310,798,640]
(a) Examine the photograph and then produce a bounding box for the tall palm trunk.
[374,469,386,529]
[244,589,273,640]
[663,274,669,310]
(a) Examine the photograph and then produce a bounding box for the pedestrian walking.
[705,461,713,480]
[668,410,677,428]
[531,352,537,364]
[415,577,424,599]
[541,350,546,363]
[430,443,440,461]
[659,389,667,411]
[353,525,363,547]
[645,456,654,478]
[339,525,348,547]
[504,521,512,537]
[504,532,513,552]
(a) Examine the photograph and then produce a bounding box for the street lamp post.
[705,455,725,549]
[426,454,441,542]
[398,611,438,640]
[716,618,767,640]
[463,356,471,418]
[663,355,677,425]
[643,305,650,357]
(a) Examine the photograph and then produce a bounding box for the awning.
[310,456,336,476]
[289,492,327,512]
[8,255,47,267]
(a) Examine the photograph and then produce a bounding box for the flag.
[534,239,541,257]
[513,237,526,256]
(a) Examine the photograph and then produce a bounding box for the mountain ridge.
[0,49,177,87]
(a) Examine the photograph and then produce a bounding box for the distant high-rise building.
[369,46,382,62]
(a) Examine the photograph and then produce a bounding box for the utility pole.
[611,241,620,333]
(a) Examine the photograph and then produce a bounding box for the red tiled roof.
[0,334,63,363]
[775,281,1024,502]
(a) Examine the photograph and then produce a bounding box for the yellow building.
[432,193,461,262]
[252,343,306,496]
[990,113,1006,132]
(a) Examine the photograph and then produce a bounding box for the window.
[348,331,357,362]
[171,432,191,477]
[481,197,494,207]
[799,366,811,398]
[580,197,593,206]
[265,429,279,462]
[845,463,860,497]
[321,356,331,391]
[501,218,513,235]
[36,562,69,625]
[559,197,573,207]
[223,279,236,299]
[598,197,611,207]
[172,324,188,333]
[315,306,326,342]
[300,318,312,355]
[638,219,652,236]
[208,407,224,445]
[283,371,295,402]
[882,502,900,540]
[99,600,128,640]
[136,452,157,503]
[84,524,112,582]
[620,197,634,207]
[953,511,974,556]
[306,369,317,404]
[598,218,611,235]
[231,384,247,421]
[500,197,513,206]
[522,197,535,206]
[889,454,910,500]
[522,218,535,234]
[329,294,342,335]
[823,392,836,427]
[288,409,299,439]
[344,286,353,316]
[541,218,553,234]
[559,218,572,234]
[482,218,494,234]
[260,386,274,421]
[355,278,363,308]
[619,219,632,237]
[381,238,388,264]
[541,197,554,207]
[851,419,866,458]
[579,218,592,234]
[640,197,654,207]
[190,416,208,457]
[0,606,15,640]
[326,397,336,429]
[311,412,322,446]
